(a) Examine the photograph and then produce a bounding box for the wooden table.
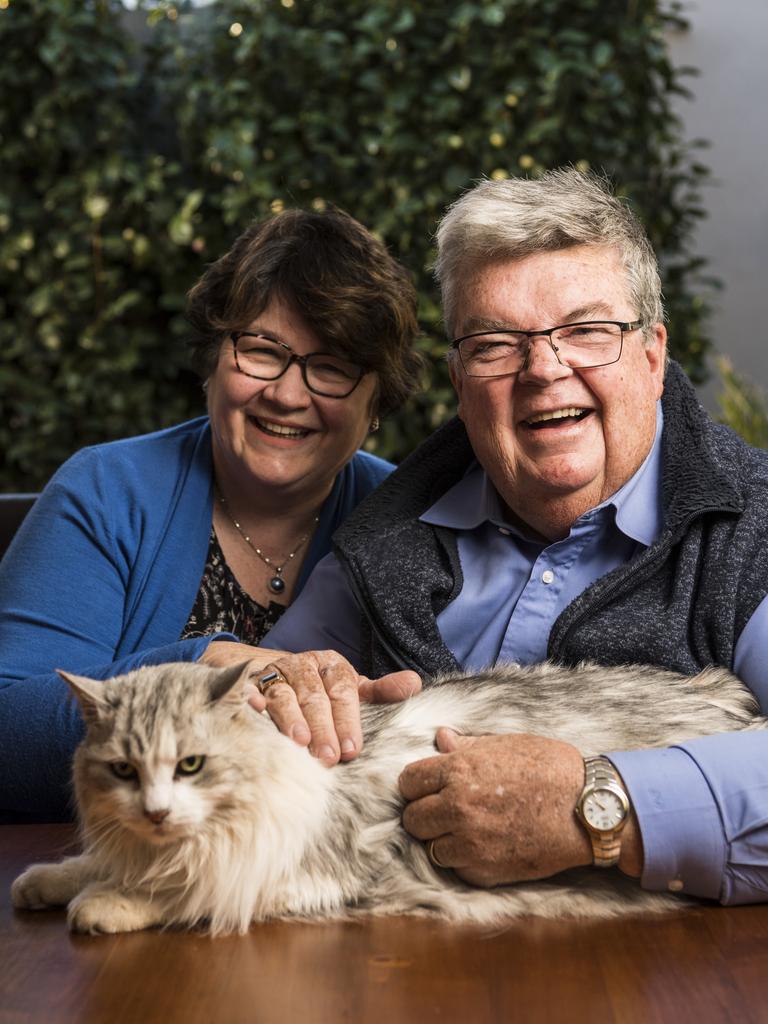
[2,825,768,1024]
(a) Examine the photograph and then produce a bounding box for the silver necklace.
[216,492,319,595]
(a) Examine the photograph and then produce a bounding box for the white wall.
[667,0,768,412]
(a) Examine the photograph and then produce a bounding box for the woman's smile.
[249,415,314,441]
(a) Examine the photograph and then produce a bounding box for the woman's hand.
[253,650,421,766]
[199,642,421,766]
[198,640,279,670]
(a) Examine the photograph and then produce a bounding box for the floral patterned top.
[180,529,286,646]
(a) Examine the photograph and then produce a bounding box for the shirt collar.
[420,461,499,530]
[420,401,664,547]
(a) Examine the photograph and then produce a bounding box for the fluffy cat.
[11,659,766,935]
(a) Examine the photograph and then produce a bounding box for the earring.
[369,417,380,432]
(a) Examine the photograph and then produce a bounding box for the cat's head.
[60,660,271,845]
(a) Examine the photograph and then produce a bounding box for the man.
[238,169,768,903]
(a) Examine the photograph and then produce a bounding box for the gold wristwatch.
[575,756,630,868]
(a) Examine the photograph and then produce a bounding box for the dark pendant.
[268,575,286,595]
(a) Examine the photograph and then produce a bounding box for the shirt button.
[498,527,511,536]
[541,570,555,585]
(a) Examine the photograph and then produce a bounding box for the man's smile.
[523,407,593,430]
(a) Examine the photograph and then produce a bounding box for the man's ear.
[57,670,109,726]
[645,322,668,400]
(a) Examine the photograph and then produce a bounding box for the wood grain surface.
[2,825,767,1024]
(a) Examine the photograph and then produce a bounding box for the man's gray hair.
[434,168,664,340]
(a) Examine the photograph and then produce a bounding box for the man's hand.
[399,731,593,887]
[200,642,421,767]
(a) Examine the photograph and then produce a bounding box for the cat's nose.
[144,808,170,825]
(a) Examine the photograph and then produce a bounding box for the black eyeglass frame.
[231,331,367,399]
[450,319,644,377]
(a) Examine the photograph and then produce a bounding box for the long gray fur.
[11,659,765,934]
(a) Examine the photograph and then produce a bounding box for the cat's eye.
[176,755,206,776]
[110,761,138,780]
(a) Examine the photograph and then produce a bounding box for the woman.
[0,207,422,820]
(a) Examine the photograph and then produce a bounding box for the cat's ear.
[57,669,110,725]
[206,660,260,710]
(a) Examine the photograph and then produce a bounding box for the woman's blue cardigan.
[0,417,392,819]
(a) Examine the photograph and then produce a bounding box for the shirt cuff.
[608,746,726,901]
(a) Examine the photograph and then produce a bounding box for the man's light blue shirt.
[264,403,768,904]
[421,428,660,672]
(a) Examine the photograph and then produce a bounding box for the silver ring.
[257,669,286,696]
[427,839,448,870]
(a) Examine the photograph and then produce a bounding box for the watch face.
[583,787,627,832]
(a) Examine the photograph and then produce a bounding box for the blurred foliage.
[0,0,714,489]
[717,358,768,450]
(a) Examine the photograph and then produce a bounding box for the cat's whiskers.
[79,814,124,853]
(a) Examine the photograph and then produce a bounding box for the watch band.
[579,756,630,869]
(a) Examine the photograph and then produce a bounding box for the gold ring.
[257,669,286,696]
[427,839,448,870]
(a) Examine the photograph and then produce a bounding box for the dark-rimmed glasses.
[231,332,366,398]
[451,320,644,377]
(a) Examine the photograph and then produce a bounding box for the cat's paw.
[11,863,79,910]
[67,889,162,934]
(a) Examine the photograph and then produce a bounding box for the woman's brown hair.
[187,207,423,415]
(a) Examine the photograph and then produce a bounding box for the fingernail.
[341,738,356,755]
[317,744,336,763]
[290,724,311,746]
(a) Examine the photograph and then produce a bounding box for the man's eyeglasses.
[231,332,366,398]
[451,320,644,377]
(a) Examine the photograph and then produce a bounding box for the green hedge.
[717,359,768,450]
[0,0,712,490]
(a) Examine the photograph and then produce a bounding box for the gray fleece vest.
[333,362,768,678]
